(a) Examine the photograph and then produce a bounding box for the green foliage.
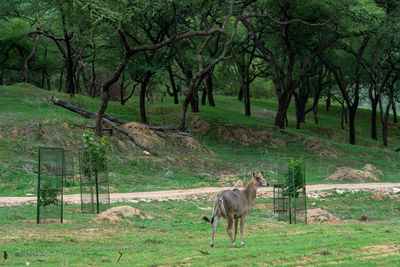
[285,159,304,197]
[39,179,59,207]
[82,130,108,175]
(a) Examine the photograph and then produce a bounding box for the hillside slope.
[1,83,399,196]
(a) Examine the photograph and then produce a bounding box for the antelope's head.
[252,172,269,187]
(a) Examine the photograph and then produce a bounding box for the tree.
[74,0,237,136]
[320,36,370,145]
[239,0,349,129]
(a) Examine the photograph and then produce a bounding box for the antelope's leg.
[234,218,239,243]
[211,215,219,248]
[240,215,246,246]
[227,217,235,246]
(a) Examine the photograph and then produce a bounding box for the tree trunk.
[179,79,198,131]
[58,64,64,92]
[378,98,390,147]
[294,93,301,129]
[313,104,319,124]
[244,82,251,116]
[294,90,308,129]
[23,34,40,83]
[371,99,378,140]
[75,66,82,95]
[190,90,199,112]
[341,105,345,130]
[140,73,152,124]
[95,53,130,137]
[326,89,331,112]
[46,72,51,91]
[275,90,292,129]
[40,69,45,89]
[146,80,154,104]
[238,85,244,101]
[392,102,397,123]
[203,71,215,107]
[65,36,75,96]
[201,86,207,105]
[120,74,125,105]
[0,70,3,85]
[348,108,356,145]
[167,65,179,104]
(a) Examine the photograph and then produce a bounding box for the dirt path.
[1,183,399,207]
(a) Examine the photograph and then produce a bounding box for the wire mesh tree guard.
[37,147,65,224]
[37,147,110,223]
[78,148,110,214]
[272,158,307,224]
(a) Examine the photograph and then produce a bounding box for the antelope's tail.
[202,197,225,225]
[201,215,211,223]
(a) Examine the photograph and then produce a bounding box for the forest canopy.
[1,0,400,147]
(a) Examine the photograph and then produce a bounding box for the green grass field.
[1,84,400,266]
[1,194,399,266]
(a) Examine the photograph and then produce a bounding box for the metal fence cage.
[37,147,64,224]
[273,158,307,224]
[78,148,110,214]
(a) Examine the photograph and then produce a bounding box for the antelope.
[202,172,269,247]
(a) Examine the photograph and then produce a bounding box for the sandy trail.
[1,183,399,207]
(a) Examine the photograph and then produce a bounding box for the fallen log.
[50,96,157,156]
[50,96,129,124]
[50,96,198,139]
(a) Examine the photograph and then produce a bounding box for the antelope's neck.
[243,179,257,203]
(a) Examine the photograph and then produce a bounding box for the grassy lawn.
[1,194,399,266]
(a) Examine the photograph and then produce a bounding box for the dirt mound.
[218,126,283,147]
[303,139,339,157]
[325,164,382,182]
[90,206,155,223]
[189,116,211,132]
[307,208,340,222]
[169,133,205,151]
[121,122,165,148]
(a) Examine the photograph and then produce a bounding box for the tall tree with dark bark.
[320,36,370,145]
[239,0,350,129]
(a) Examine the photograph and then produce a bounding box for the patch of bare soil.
[189,116,211,132]
[307,208,340,223]
[90,205,155,224]
[325,164,382,182]
[303,138,339,157]
[357,190,400,200]
[218,126,284,147]
[362,244,399,254]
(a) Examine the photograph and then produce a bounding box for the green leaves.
[82,130,108,175]
[285,159,304,197]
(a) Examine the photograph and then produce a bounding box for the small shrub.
[82,130,108,176]
[285,159,304,197]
